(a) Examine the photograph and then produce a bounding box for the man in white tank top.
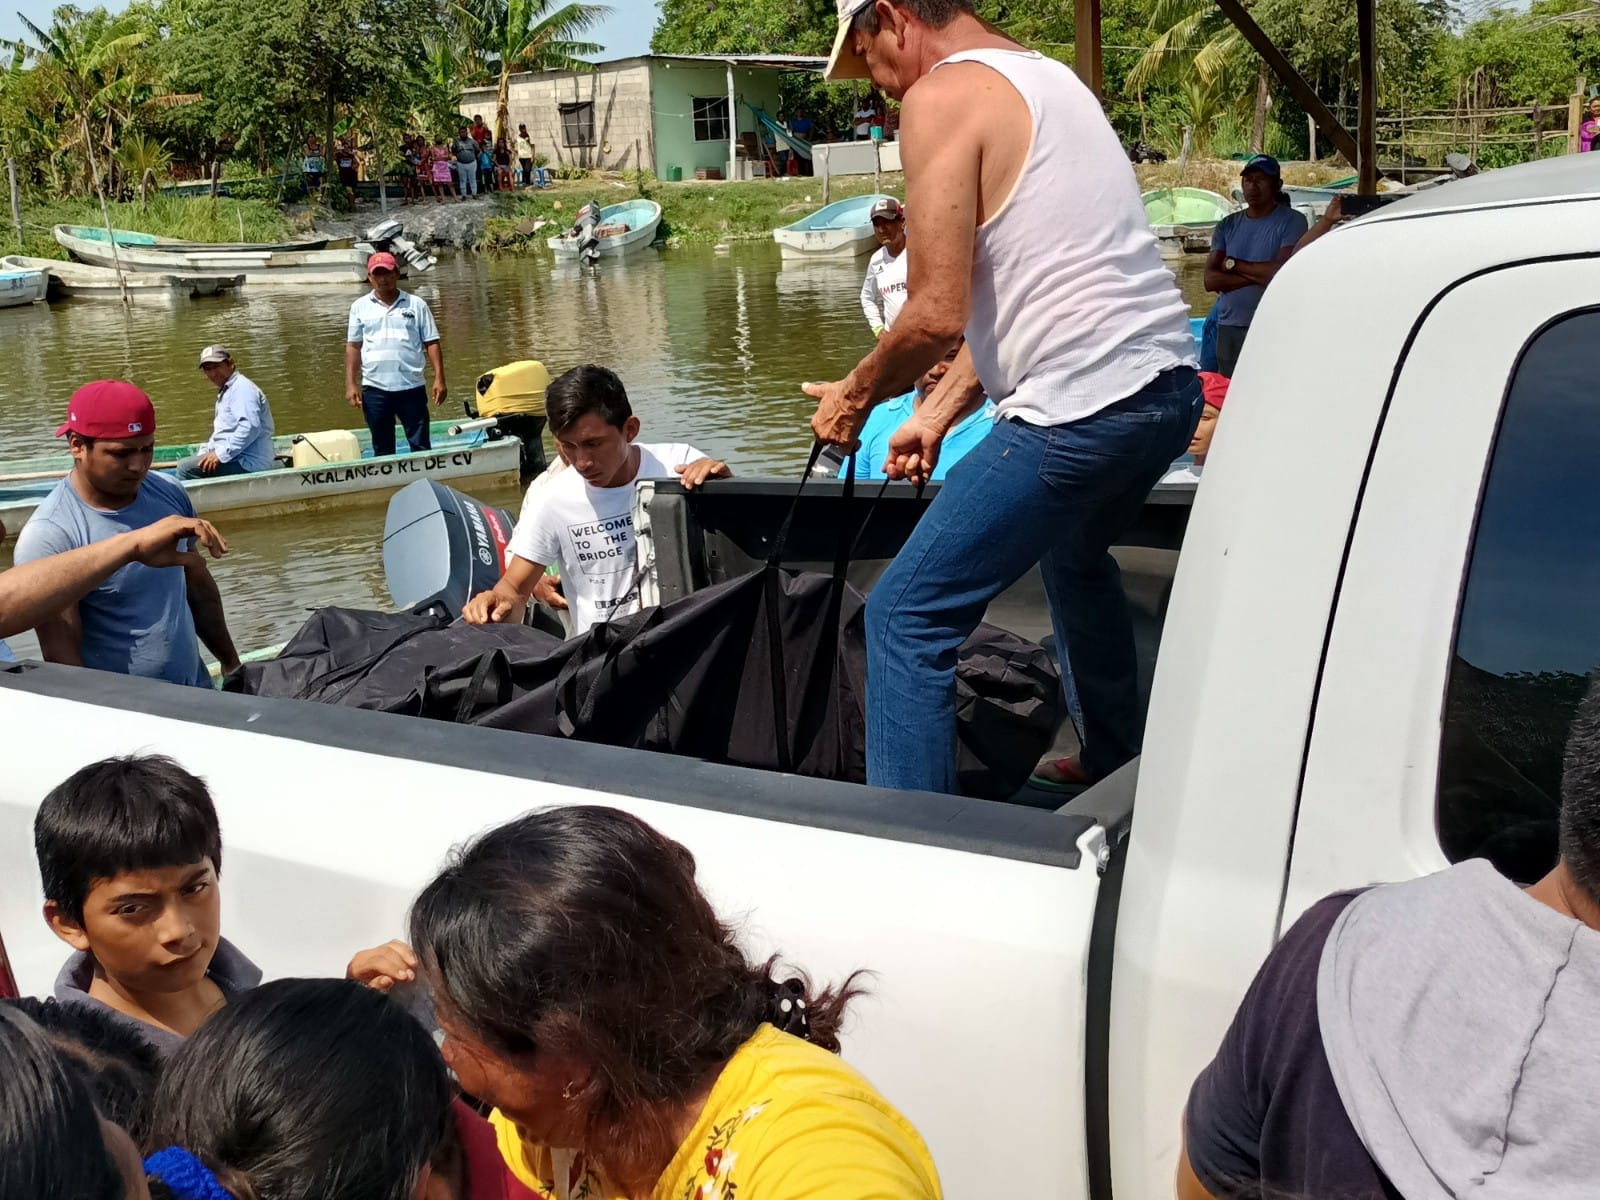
[802,0,1202,795]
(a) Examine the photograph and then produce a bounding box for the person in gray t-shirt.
[1204,155,1309,377]
[13,381,240,687]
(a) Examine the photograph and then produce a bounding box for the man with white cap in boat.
[803,0,1200,795]
[175,345,276,480]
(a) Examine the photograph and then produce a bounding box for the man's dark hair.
[853,0,973,36]
[147,979,451,1200]
[3,998,161,1145]
[35,754,223,924]
[0,1005,122,1200]
[1560,676,1600,903]
[545,364,634,436]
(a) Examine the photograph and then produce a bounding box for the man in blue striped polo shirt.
[344,252,447,455]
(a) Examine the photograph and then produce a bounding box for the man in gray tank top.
[804,0,1202,795]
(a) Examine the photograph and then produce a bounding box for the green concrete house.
[460,54,825,181]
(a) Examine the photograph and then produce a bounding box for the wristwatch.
[1224,257,1237,271]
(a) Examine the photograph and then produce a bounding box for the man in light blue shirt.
[14,381,239,687]
[1203,155,1308,377]
[175,345,275,479]
[344,252,446,456]
[841,342,995,481]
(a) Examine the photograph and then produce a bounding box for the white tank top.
[932,49,1195,425]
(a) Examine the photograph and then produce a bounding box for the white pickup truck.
[3,153,1597,1198]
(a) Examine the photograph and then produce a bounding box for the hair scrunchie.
[144,1147,234,1200]
[769,977,811,1040]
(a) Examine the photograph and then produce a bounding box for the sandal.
[1028,754,1095,793]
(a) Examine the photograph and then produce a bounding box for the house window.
[693,97,730,143]
[559,102,595,148]
[1436,309,1600,885]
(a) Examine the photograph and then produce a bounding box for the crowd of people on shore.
[304,115,543,206]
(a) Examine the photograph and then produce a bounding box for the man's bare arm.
[1203,249,1250,294]
[1,516,225,640]
[184,561,240,673]
[1230,244,1297,287]
[805,66,993,443]
[917,342,987,434]
[345,343,363,407]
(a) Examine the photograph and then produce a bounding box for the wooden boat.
[1142,187,1236,256]
[0,420,522,532]
[51,225,329,253]
[1,255,242,300]
[546,200,663,258]
[54,225,372,286]
[772,194,895,260]
[0,265,47,309]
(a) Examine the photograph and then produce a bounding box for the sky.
[0,0,660,59]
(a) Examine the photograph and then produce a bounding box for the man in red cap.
[11,381,240,687]
[345,252,446,456]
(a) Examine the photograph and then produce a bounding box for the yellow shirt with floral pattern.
[489,1023,941,1200]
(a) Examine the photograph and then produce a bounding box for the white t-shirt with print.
[506,443,706,635]
[860,245,908,332]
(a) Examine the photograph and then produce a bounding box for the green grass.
[480,172,905,254]
[1,193,293,260]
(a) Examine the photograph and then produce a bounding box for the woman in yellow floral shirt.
[408,806,942,1200]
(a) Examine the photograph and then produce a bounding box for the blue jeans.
[457,160,478,196]
[361,385,431,456]
[174,454,252,480]
[865,367,1204,793]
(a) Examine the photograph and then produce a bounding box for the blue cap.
[1241,154,1281,178]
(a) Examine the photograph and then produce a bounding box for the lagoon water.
[0,245,1210,660]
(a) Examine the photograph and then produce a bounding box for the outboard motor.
[570,199,603,264]
[355,218,436,273]
[466,359,552,481]
[383,480,516,618]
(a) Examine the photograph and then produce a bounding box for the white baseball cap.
[825,0,876,82]
[198,344,231,366]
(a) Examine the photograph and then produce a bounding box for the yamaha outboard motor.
[384,480,516,619]
[465,360,551,481]
[355,218,436,273]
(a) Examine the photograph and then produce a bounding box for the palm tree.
[116,129,172,206]
[7,5,156,193]
[466,0,610,145]
[1127,0,1271,155]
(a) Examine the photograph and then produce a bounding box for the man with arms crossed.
[805,0,1200,793]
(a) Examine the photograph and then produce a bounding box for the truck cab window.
[1439,309,1600,884]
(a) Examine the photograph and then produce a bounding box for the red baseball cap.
[367,252,398,272]
[55,380,156,439]
[1199,371,1231,411]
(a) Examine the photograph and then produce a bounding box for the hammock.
[747,104,813,161]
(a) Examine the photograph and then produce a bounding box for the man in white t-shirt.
[463,365,731,635]
[860,196,908,336]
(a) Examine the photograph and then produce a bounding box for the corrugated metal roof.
[653,54,829,70]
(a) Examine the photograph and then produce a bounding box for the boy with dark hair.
[35,754,407,1054]
[463,365,732,636]
[37,754,257,1054]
